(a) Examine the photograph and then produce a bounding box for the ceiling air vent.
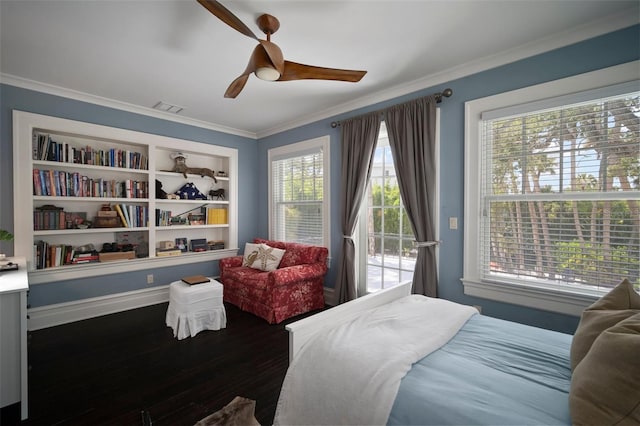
[153,101,184,114]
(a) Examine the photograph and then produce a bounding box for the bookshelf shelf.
[33,160,150,174]
[13,111,238,283]
[33,227,151,236]
[156,224,229,231]
[34,196,150,202]
[154,199,229,205]
[155,170,229,181]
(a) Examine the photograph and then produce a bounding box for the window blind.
[271,148,324,245]
[480,90,640,291]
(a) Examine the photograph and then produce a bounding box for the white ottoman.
[165,278,226,340]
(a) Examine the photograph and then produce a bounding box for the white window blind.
[480,90,640,291]
[270,146,324,245]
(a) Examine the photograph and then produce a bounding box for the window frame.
[268,135,330,250]
[463,61,639,316]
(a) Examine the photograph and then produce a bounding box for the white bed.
[284,281,413,363]
[274,282,575,425]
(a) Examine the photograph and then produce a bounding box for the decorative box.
[93,216,121,228]
[98,251,135,262]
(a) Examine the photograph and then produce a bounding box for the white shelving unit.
[12,111,238,284]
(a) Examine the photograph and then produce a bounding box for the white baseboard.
[28,285,170,331]
[28,285,336,330]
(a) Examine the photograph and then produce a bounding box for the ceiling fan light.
[256,66,280,81]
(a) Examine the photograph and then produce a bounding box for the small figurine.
[167,152,217,183]
[208,188,225,200]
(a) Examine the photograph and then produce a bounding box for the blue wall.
[257,24,640,334]
[1,25,637,332]
[0,85,259,306]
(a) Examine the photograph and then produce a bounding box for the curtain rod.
[330,88,453,128]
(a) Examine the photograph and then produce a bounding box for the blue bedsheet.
[388,314,572,425]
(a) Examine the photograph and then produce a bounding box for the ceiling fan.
[197,0,367,98]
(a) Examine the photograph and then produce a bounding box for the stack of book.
[72,251,100,264]
[156,248,182,257]
[208,240,225,250]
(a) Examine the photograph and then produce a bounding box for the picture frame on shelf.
[175,237,188,252]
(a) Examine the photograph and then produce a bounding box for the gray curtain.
[335,112,381,303]
[384,95,438,297]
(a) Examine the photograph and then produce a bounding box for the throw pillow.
[243,243,285,272]
[570,313,640,425]
[570,278,640,370]
[242,243,261,267]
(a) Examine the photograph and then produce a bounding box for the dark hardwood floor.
[2,302,320,426]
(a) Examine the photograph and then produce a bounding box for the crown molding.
[0,73,258,140]
[1,8,637,141]
[256,10,639,138]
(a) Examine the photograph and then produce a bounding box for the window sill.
[461,278,602,317]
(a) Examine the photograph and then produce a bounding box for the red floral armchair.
[219,238,328,324]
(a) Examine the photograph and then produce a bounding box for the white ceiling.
[1,0,638,139]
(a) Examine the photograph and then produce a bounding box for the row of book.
[155,209,174,227]
[33,241,99,269]
[34,204,147,230]
[33,133,148,170]
[34,208,67,231]
[155,207,228,227]
[33,240,224,269]
[113,204,149,228]
[33,169,148,199]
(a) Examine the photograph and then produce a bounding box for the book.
[121,203,131,228]
[114,204,127,227]
[155,249,182,257]
[181,275,210,285]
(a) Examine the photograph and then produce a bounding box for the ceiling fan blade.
[224,48,259,98]
[197,0,258,40]
[225,74,251,98]
[278,61,367,82]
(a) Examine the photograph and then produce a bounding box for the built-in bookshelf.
[13,111,238,284]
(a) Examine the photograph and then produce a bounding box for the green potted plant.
[0,229,14,260]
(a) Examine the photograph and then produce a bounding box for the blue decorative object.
[175,182,207,200]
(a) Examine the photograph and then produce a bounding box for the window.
[268,136,330,248]
[358,122,418,294]
[464,62,639,315]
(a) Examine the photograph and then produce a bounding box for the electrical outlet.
[147,274,154,284]
[449,217,458,230]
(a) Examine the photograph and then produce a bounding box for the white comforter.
[273,295,477,426]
